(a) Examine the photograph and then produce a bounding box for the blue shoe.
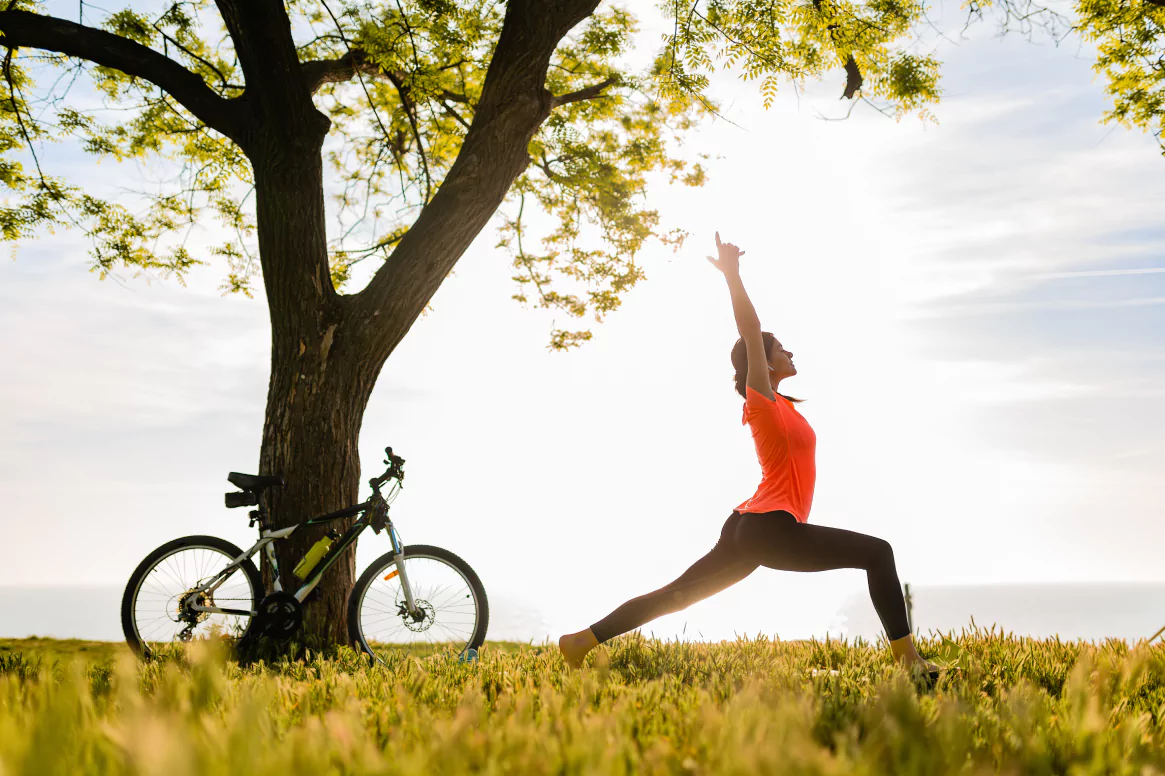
[458,648,478,664]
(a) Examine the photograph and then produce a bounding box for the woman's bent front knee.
[859,536,896,572]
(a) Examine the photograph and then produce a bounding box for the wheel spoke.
[354,552,484,663]
[128,542,258,655]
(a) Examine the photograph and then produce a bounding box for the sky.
[1,0,1163,643]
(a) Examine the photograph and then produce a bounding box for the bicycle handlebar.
[369,445,406,494]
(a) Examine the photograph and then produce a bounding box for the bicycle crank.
[248,591,303,641]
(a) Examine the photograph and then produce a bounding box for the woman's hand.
[706,231,746,276]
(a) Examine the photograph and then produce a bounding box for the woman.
[558,232,940,675]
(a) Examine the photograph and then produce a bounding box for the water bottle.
[293,536,334,579]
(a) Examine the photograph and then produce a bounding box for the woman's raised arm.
[707,232,775,401]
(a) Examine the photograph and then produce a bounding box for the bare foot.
[890,634,943,674]
[558,628,598,669]
[905,655,943,674]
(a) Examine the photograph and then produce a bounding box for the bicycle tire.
[347,544,489,663]
[121,535,263,658]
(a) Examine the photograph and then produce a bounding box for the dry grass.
[1,628,1163,774]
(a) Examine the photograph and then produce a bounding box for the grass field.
[2,628,1163,774]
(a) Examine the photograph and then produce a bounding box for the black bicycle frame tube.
[293,507,376,599]
[303,500,374,526]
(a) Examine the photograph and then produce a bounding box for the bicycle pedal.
[458,648,478,664]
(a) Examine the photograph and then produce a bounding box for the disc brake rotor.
[398,600,436,632]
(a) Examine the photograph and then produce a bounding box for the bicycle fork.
[386,523,421,618]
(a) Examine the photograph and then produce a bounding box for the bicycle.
[120,446,488,663]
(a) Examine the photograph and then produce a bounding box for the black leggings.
[589,510,911,643]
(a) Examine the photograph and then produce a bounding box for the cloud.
[1036,267,1165,279]
[908,295,1165,318]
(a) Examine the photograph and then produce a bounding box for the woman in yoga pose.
[558,232,940,675]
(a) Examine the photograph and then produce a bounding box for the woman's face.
[768,339,796,381]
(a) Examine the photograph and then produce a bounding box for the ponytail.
[733,370,747,399]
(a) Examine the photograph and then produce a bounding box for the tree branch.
[0,9,242,140]
[302,49,376,92]
[151,20,244,93]
[214,0,319,130]
[301,48,470,105]
[438,98,471,130]
[842,54,862,99]
[549,76,616,108]
[350,0,603,362]
[2,47,45,184]
[384,68,432,202]
[440,87,470,103]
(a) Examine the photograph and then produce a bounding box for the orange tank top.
[734,386,817,522]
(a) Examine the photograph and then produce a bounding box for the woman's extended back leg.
[589,513,759,644]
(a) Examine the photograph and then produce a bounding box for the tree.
[0,0,945,644]
[939,0,1164,156]
[1047,0,1164,155]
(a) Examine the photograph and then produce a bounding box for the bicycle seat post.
[249,497,269,530]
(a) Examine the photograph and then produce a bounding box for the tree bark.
[247,112,369,646]
[259,319,371,647]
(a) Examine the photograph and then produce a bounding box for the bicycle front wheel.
[348,544,488,663]
[121,535,262,658]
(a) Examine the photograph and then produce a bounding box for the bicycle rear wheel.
[121,535,262,658]
[347,544,488,664]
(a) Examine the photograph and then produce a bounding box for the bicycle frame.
[183,495,415,619]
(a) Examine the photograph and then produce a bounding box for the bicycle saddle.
[227,472,285,491]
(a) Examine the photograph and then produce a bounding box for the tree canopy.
[2,0,1161,349]
[0,0,947,348]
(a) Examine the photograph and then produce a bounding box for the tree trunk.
[234,0,606,648]
[258,326,371,647]
[249,118,372,647]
